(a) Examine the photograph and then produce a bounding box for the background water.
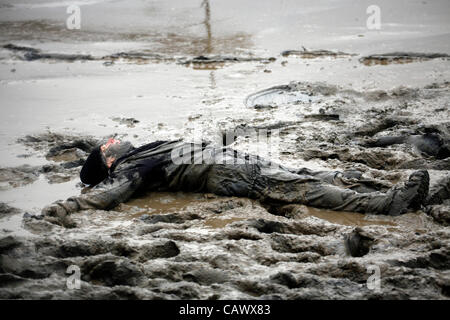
[1,0,449,55]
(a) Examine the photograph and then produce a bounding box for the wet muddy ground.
[1,0,450,300]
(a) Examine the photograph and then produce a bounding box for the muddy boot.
[387,170,430,216]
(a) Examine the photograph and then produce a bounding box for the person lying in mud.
[41,138,430,227]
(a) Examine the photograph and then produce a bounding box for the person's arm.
[41,171,143,227]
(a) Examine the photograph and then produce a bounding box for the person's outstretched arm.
[41,171,143,227]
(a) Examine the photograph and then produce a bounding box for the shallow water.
[203,217,245,229]
[0,175,79,212]
[302,206,397,227]
[126,191,214,215]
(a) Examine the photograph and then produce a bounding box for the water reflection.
[202,0,212,54]
[209,70,216,89]
[0,0,253,57]
[202,0,216,89]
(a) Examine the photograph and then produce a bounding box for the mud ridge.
[2,44,275,66]
[281,48,355,58]
[360,52,450,66]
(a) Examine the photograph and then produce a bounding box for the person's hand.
[41,204,76,228]
[42,204,67,218]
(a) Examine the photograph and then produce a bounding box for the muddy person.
[41,138,430,227]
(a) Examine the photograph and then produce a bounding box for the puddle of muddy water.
[117,190,399,229]
[123,191,217,218]
[302,206,398,228]
[302,207,433,233]
[203,217,245,229]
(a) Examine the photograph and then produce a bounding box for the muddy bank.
[0,133,102,188]
[178,55,276,70]
[2,43,275,67]
[281,49,355,58]
[7,44,450,71]
[360,52,450,66]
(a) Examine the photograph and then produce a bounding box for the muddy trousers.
[261,180,394,214]
[205,163,394,214]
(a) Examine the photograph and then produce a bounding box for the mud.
[0,203,21,218]
[360,52,450,66]
[425,205,450,226]
[1,0,450,300]
[111,117,140,128]
[281,49,355,58]
[1,116,450,299]
[0,133,102,192]
[0,165,40,190]
[179,55,276,69]
[2,43,168,63]
[0,195,448,299]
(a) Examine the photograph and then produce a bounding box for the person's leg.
[256,169,429,215]
[292,167,390,193]
[204,148,429,215]
[301,182,392,213]
[255,176,392,214]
